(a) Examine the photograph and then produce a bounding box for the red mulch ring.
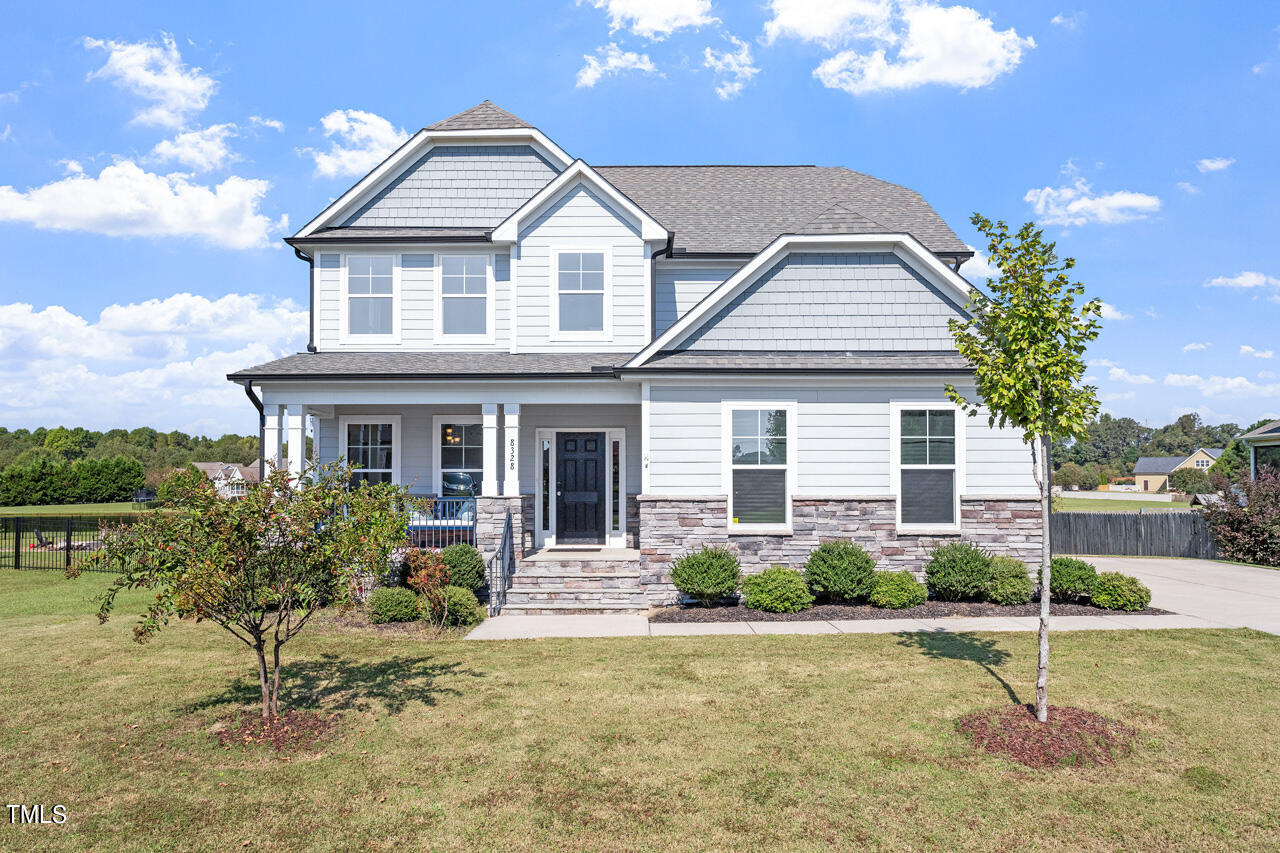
[958,704,1136,768]
[214,710,340,752]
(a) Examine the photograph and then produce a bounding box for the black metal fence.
[1050,510,1219,559]
[0,516,136,572]
[486,508,514,616]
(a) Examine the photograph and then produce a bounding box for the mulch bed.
[213,710,341,752]
[958,704,1137,768]
[649,599,1169,623]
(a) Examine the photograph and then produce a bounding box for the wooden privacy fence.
[1050,511,1219,559]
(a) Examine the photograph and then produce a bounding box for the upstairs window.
[439,255,491,340]
[554,250,608,337]
[896,407,959,529]
[346,255,394,336]
[725,404,793,530]
[1194,458,1210,469]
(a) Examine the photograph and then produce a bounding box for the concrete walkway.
[1089,556,1280,634]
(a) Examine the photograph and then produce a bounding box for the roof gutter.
[293,246,317,353]
[239,381,266,480]
[650,233,673,338]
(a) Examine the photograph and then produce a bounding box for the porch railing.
[487,508,514,616]
[407,496,477,549]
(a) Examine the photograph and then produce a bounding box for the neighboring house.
[1131,447,1223,492]
[227,101,1043,613]
[192,462,259,499]
[1240,419,1280,478]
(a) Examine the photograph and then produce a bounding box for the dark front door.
[556,432,606,544]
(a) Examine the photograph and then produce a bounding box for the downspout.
[241,381,266,480]
[649,234,673,339]
[294,246,317,353]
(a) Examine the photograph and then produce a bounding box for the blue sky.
[1,0,1277,436]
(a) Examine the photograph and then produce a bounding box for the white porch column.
[263,404,283,472]
[503,404,521,496]
[286,403,306,478]
[481,403,499,496]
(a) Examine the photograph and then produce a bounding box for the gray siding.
[677,253,966,352]
[654,264,740,335]
[518,404,642,495]
[317,404,482,495]
[343,145,559,227]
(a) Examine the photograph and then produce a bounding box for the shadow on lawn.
[896,632,1019,704]
[181,653,486,716]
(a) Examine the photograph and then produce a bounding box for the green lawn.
[1056,497,1193,512]
[0,502,141,517]
[2,571,1278,851]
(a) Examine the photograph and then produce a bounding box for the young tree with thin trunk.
[946,215,1101,722]
[77,462,415,720]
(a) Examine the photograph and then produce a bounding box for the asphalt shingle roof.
[292,226,490,244]
[1132,456,1185,475]
[228,352,626,380]
[425,100,533,131]
[1242,419,1280,440]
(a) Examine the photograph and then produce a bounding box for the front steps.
[501,550,647,614]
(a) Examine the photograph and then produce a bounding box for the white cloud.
[763,0,897,48]
[1205,270,1280,289]
[1241,344,1274,359]
[1176,181,1201,195]
[1023,171,1160,227]
[1259,371,1279,380]
[1102,391,1135,401]
[704,36,760,99]
[1165,373,1280,398]
[1182,342,1209,352]
[249,115,284,132]
[1196,157,1234,173]
[0,159,284,249]
[1099,302,1130,320]
[0,124,11,143]
[1108,366,1154,384]
[0,294,307,433]
[576,43,660,88]
[83,34,216,128]
[582,0,716,40]
[149,123,238,172]
[301,109,408,179]
[1050,12,1083,29]
[961,244,998,283]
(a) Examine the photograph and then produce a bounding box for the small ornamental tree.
[1168,467,1212,495]
[76,461,416,720]
[946,215,1101,723]
[1204,467,1280,568]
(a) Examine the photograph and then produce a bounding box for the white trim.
[491,159,667,243]
[338,252,401,345]
[338,414,403,484]
[535,427,627,548]
[503,404,521,496]
[889,400,965,534]
[508,245,520,354]
[640,381,651,493]
[721,400,797,535]
[434,252,496,345]
[549,246,613,342]
[431,413,484,496]
[294,128,574,240]
[626,233,975,368]
[481,404,499,497]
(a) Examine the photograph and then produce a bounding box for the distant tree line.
[0,426,258,507]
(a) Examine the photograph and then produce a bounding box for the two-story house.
[228,101,1042,613]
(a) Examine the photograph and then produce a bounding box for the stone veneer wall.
[476,495,534,561]
[638,495,1043,605]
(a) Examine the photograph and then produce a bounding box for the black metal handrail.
[486,508,514,616]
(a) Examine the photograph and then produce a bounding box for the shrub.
[986,556,1033,605]
[405,549,450,612]
[925,542,993,601]
[742,566,815,613]
[440,543,485,591]
[1169,467,1212,495]
[803,541,877,602]
[428,585,485,627]
[1091,572,1152,611]
[868,570,927,609]
[670,547,741,606]
[1204,468,1280,568]
[1047,557,1097,602]
[368,587,420,624]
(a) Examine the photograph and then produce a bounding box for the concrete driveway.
[1088,556,1280,634]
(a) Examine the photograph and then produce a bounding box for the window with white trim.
[1194,458,1210,469]
[555,251,605,333]
[728,407,790,527]
[346,255,394,336]
[439,422,483,497]
[439,255,489,337]
[898,408,957,527]
[344,422,395,485]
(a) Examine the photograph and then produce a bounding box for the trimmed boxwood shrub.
[742,566,815,613]
[1047,557,1098,602]
[987,556,1034,606]
[428,585,486,627]
[368,587,420,624]
[1091,572,1152,611]
[440,543,485,592]
[803,541,877,602]
[670,547,741,606]
[868,570,927,609]
[925,542,993,601]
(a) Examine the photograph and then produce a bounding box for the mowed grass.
[0,502,141,517]
[2,572,1279,851]
[1056,497,1193,512]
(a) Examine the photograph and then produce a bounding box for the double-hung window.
[345,255,395,337]
[725,403,794,530]
[340,417,400,486]
[894,406,960,530]
[553,250,608,337]
[438,255,490,341]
